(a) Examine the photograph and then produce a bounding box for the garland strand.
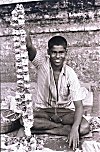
[11,4,34,137]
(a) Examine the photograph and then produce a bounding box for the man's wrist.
[72,123,79,130]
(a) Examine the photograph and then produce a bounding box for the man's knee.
[80,118,90,136]
[34,110,49,119]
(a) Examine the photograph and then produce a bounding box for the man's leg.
[32,109,62,130]
[44,108,90,136]
[31,109,71,135]
[56,108,90,136]
[79,117,90,136]
[18,108,90,137]
[17,109,62,137]
[31,108,72,136]
[31,125,71,136]
[32,118,62,130]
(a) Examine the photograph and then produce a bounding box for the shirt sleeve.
[31,50,46,68]
[68,67,88,101]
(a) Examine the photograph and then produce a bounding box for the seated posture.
[20,33,90,150]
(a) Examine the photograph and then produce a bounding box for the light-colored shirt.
[32,51,88,109]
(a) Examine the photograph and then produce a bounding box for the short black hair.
[48,36,67,51]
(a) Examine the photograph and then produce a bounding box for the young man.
[21,33,90,150]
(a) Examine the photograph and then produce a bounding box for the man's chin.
[54,63,61,66]
[54,63,63,69]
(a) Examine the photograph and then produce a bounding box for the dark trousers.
[30,108,89,136]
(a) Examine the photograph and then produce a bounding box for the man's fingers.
[69,136,76,149]
[72,138,79,150]
[68,134,79,150]
[68,137,72,148]
[74,137,79,150]
[72,141,75,150]
[76,135,79,148]
[75,140,78,150]
[77,136,79,147]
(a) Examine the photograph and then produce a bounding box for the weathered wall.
[0,21,100,85]
[0,29,100,85]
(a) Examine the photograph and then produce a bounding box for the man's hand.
[69,126,79,150]
[68,100,83,150]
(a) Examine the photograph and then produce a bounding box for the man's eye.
[59,51,65,54]
[52,51,65,54]
[52,51,56,54]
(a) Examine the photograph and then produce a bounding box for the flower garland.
[11,4,33,137]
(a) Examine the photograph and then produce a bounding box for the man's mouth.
[55,59,61,63]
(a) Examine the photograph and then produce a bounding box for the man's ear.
[64,51,67,55]
[64,50,67,59]
[47,49,50,55]
[65,49,68,55]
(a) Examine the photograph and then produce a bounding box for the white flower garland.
[11,4,34,137]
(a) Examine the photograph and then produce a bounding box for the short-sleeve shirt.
[32,51,88,109]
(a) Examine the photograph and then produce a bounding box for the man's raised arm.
[26,31,36,61]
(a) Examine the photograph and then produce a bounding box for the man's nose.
[56,52,60,58]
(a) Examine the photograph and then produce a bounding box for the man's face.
[49,45,66,70]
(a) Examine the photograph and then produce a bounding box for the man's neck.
[51,65,62,72]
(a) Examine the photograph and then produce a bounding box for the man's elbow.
[27,48,36,61]
[74,100,84,112]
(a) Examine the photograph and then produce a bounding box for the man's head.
[48,36,67,70]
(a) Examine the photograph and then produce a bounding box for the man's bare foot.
[17,127,25,137]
